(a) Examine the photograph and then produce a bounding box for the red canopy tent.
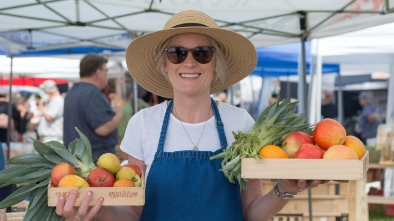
[0,77,68,87]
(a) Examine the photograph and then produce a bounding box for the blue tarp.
[252,42,340,77]
[5,46,124,57]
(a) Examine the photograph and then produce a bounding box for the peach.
[115,167,136,180]
[58,175,89,188]
[113,179,135,187]
[51,162,76,187]
[313,118,346,150]
[97,153,121,174]
[293,143,324,159]
[123,163,143,177]
[323,145,358,160]
[282,131,315,158]
[86,167,115,187]
[343,135,366,159]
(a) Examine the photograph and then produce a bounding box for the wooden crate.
[241,151,369,180]
[47,176,145,206]
[376,124,394,163]
[2,201,29,221]
[263,179,368,221]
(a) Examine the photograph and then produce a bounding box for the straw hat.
[125,10,257,98]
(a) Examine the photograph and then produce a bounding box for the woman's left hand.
[278,179,330,194]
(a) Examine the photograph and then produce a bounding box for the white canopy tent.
[1,0,394,112]
[1,2,394,219]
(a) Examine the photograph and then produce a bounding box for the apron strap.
[210,98,228,150]
[155,98,228,156]
[156,100,173,156]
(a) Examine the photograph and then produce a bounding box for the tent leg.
[298,11,312,221]
[298,39,307,115]
[6,56,13,162]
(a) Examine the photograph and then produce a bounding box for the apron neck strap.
[156,98,228,155]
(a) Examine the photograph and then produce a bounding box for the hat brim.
[126,27,257,98]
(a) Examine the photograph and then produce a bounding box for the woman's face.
[164,33,216,97]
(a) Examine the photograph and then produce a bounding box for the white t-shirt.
[120,101,255,179]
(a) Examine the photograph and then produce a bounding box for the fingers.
[56,190,104,221]
[89,197,104,220]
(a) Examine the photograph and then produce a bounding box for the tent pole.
[387,63,394,123]
[298,11,312,221]
[298,12,308,116]
[6,56,13,161]
[337,72,344,124]
[133,79,138,115]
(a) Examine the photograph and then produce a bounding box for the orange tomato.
[258,145,289,159]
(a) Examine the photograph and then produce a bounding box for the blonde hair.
[155,34,227,86]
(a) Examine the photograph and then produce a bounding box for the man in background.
[37,80,64,143]
[63,54,123,159]
[355,91,382,144]
[0,92,17,201]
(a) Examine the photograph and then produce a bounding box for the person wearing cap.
[63,54,124,159]
[37,80,64,143]
[56,11,326,221]
[355,91,382,144]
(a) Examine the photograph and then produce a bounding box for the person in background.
[0,92,18,201]
[321,90,338,119]
[37,80,64,143]
[56,11,326,221]
[63,54,123,159]
[15,93,31,142]
[355,91,382,144]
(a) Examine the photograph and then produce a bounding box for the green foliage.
[211,98,312,189]
[0,128,94,220]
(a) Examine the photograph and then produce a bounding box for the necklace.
[172,104,211,151]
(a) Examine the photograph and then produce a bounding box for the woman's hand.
[278,179,330,194]
[56,190,104,221]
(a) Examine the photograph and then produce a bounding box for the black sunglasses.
[164,46,216,64]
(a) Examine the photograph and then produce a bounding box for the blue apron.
[141,99,243,221]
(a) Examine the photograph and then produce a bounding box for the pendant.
[192,146,198,151]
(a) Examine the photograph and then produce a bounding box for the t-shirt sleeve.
[46,97,64,119]
[84,92,114,130]
[243,110,255,132]
[120,111,144,161]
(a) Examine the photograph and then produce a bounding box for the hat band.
[171,23,208,28]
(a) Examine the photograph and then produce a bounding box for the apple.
[293,143,324,159]
[51,162,76,187]
[86,167,115,187]
[123,163,142,177]
[116,167,136,180]
[282,131,315,158]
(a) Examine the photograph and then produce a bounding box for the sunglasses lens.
[166,47,187,64]
[192,46,215,64]
[165,46,215,64]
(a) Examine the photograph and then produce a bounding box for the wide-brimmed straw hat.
[125,10,257,98]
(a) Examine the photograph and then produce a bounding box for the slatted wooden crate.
[48,174,145,206]
[3,200,29,221]
[376,124,394,163]
[242,152,369,181]
[263,179,368,221]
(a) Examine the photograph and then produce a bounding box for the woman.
[56,10,326,221]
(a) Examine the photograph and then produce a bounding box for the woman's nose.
[183,51,197,67]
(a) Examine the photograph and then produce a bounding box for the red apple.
[51,162,76,187]
[293,143,324,159]
[123,163,142,177]
[86,167,115,187]
[282,131,315,158]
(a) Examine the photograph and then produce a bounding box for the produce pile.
[211,98,367,189]
[211,98,312,189]
[0,128,141,220]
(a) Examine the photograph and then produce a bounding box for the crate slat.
[242,152,368,180]
[48,173,145,206]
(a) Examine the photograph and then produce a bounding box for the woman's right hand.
[56,190,104,221]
